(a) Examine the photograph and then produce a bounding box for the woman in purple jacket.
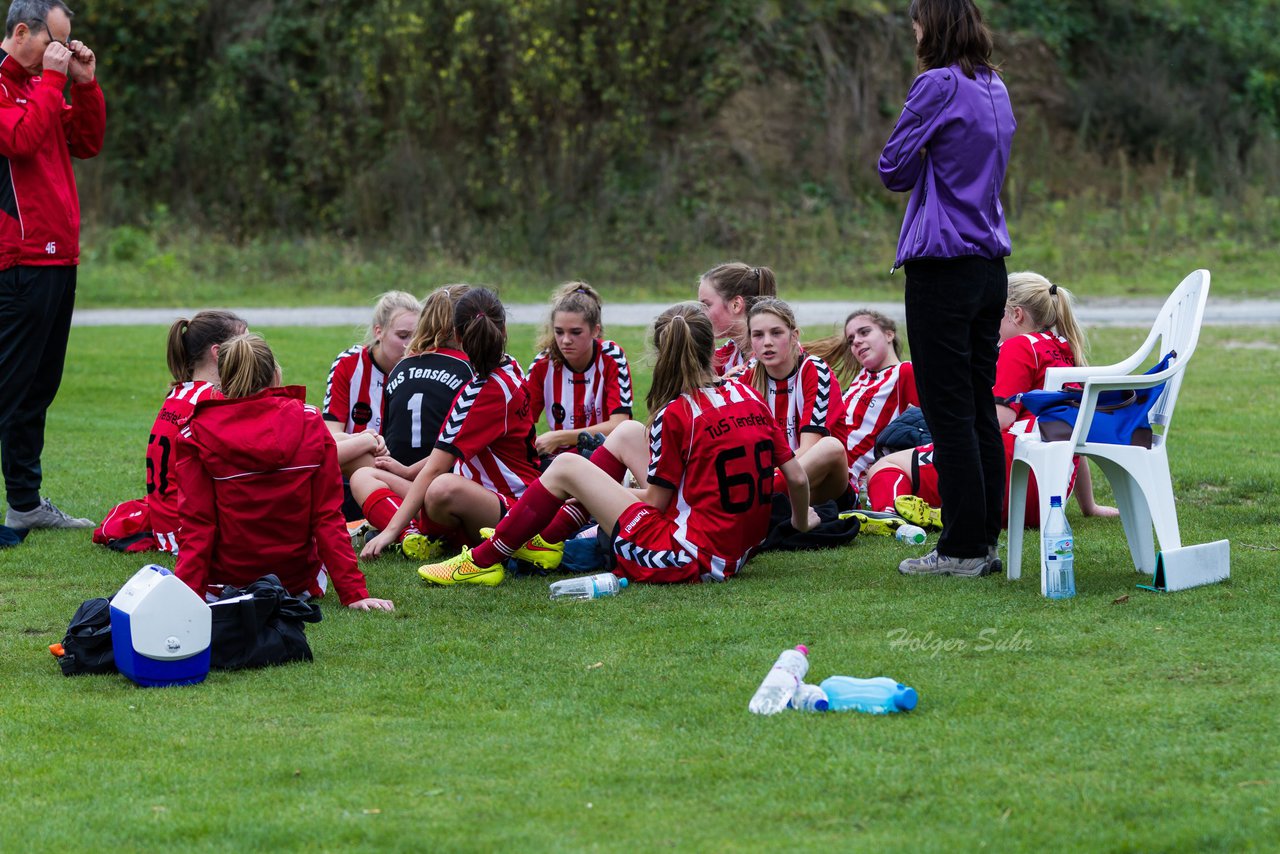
[878,0,1015,577]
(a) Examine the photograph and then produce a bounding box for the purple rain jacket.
[879,65,1016,271]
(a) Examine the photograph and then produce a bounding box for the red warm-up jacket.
[0,54,105,269]
[175,386,370,606]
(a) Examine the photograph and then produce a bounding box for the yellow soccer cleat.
[399,532,446,562]
[837,509,906,537]
[894,495,943,532]
[478,527,564,572]
[417,547,505,586]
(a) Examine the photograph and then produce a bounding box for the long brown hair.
[803,308,903,385]
[647,302,716,422]
[536,281,604,365]
[909,0,995,78]
[166,310,247,386]
[454,288,507,377]
[408,284,470,355]
[217,333,280,399]
[746,298,802,400]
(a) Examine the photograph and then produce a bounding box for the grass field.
[1,322,1278,850]
[77,196,1280,309]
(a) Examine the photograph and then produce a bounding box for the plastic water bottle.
[895,524,927,545]
[748,645,809,715]
[819,675,918,714]
[788,682,829,712]
[1043,495,1076,599]
[548,572,628,601]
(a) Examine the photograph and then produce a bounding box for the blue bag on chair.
[1013,352,1175,448]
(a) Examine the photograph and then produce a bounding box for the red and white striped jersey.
[741,353,840,451]
[835,361,918,489]
[646,381,794,580]
[526,339,633,449]
[436,357,540,501]
[322,345,386,434]
[147,381,221,553]
[713,339,748,376]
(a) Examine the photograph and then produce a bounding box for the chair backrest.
[1140,269,1210,441]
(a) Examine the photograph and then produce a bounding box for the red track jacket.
[175,386,371,606]
[0,54,105,269]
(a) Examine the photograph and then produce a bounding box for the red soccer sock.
[541,500,591,544]
[361,488,404,533]
[590,445,627,483]
[472,480,564,567]
[866,469,911,514]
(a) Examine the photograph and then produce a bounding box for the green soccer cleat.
[478,527,564,571]
[418,547,505,586]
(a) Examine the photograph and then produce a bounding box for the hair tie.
[751,267,760,279]
[1049,283,1058,295]
[475,312,485,320]
[575,287,587,295]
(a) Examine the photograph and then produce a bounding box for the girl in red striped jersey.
[321,290,420,475]
[415,302,820,587]
[808,309,919,504]
[360,288,540,557]
[742,298,852,506]
[94,310,247,554]
[526,281,633,461]
[697,262,778,377]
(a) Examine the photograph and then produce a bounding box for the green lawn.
[1,323,1278,850]
[77,203,1280,308]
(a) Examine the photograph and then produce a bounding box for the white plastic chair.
[1006,269,1211,594]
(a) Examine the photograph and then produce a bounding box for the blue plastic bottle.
[819,675,917,714]
[1043,495,1076,599]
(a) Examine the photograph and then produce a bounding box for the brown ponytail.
[647,302,716,421]
[165,310,247,385]
[454,288,507,377]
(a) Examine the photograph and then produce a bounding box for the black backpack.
[55,598,117,676]
[874,405,932,458]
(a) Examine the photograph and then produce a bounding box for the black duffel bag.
[209,574,322,670]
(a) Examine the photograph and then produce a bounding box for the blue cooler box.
[110,565,212,687]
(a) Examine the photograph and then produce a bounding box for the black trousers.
[903,256,1007,559]
[0,265,77,510]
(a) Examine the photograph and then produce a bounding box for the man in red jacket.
[0,0,105,533]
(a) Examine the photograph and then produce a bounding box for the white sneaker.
[5,498,93,530]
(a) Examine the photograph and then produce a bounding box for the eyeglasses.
[39,23,68,49]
